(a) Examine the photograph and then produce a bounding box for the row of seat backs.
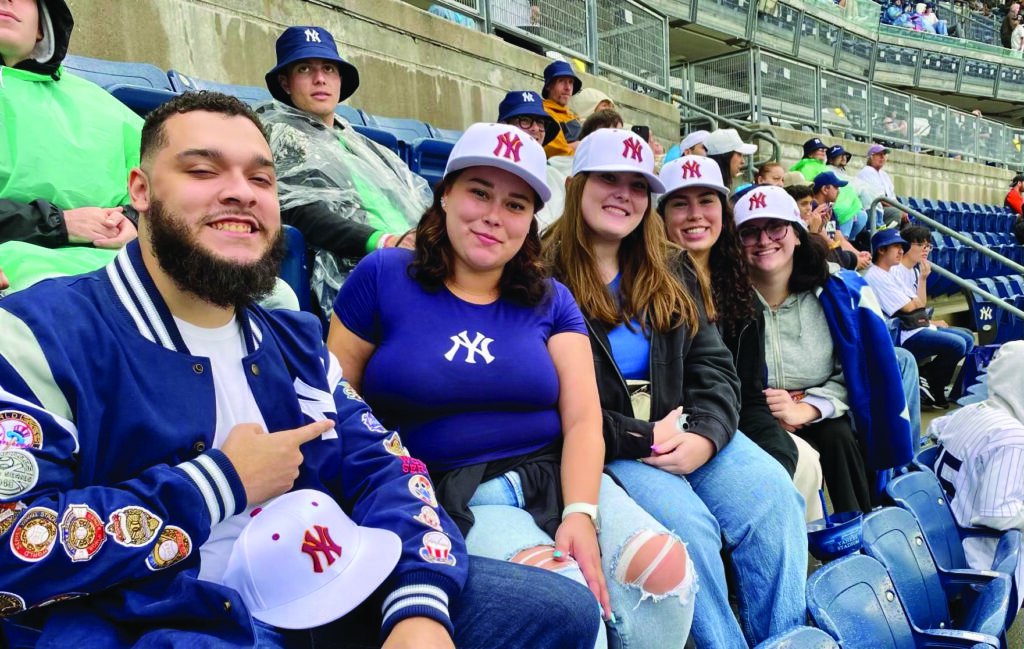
[925,231,1023,297]
[907,196,1016,235]
[963,275,1024,344]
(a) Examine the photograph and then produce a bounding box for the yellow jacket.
[543,98,580,158]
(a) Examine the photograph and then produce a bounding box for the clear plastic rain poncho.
[255,102,430,314]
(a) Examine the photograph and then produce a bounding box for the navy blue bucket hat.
[497,91,559,146]
[871,228,911,257]
[265,26,360,105]
[541,60,582,98]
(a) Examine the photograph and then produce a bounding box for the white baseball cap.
[444,122,551,204]
[571,128,665,193]
[679,130,710,153]
[658,155,729,212]
[704,129,758,156]
[732,184,807,230]
[222,489,401,630]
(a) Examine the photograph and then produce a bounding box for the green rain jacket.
[789,158,864,226]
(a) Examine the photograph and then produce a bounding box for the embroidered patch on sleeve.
[383,432,410,458]
[400,456,428,474]
[361,412,388,434]
[146,526,192,571]
[0,448,39,499]
[0,592,25,618]
[106,506,163,548]
[0,411,42,450]
[10,507,58,562]
[59,505,107,562]
[408,475,437,508]
[412,505,444,532]
[0,501,26,537]
[419,531,457,566]
[342,383,364,403]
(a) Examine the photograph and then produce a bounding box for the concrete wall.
[64,0,679,143]
[769,126,1015,205]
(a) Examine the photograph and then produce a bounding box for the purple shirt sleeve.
[334,251,383,343]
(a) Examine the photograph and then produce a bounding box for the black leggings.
[792,413,872,514]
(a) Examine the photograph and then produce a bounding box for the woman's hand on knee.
[642,432,713,475]
[555,515,612,620]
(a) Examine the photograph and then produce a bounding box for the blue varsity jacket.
[0,241,466,647]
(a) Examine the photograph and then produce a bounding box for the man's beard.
[147,199,286,309]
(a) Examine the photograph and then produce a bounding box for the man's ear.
[278,74,291,96]
[128,167,152,214]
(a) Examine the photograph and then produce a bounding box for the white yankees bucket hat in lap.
[222,489,401,629]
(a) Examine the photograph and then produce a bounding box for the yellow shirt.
[542,98,580,159]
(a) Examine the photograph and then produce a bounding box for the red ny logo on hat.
[301,525,342,573]
[681,160,702,179]
[622,137,643,163]
[748,192,767,210]
[493,132,523,163]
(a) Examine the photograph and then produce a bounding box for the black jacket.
[585,260,741,465]
[720,302,799,476]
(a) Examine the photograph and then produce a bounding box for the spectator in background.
[1012,16,1024,51]
[825,145,867,239]
[663,130,710,165]
[792,140,867,241]
[570,87,615,122]
[883,0,910,25]
[705,129,757,188]
[918,2,950,34]
[579,109,624,140]
[1006,174,1024,244]
[0,0,140,290]
[497,90,567,231]
[786,184,858,271]
[884,110,910,139]
[1001,3,1019,48]
[256,25,426,313]
[811,172,871,270]
[857,144,901,229]
[541,60,584,158]
[756,161,786,186]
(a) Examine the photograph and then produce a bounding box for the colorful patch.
[412,505,443,532]
[382,433,410,458]
[419,531,456,566]
[0,448,39,499]
[60,504,107,562]
[0,501,26,537]
[31,592,84,609]
[408,475,437,508]
[342,383,364,403]
[400,456,428,475]
[361,412,388,434]
[106,506,163,548]
[0,411,42,450]
[0,592,25,618]
[10,507,58,562]
[146,526,192,571]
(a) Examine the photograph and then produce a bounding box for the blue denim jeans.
[248,554,602,648]
[466,472,696,649]
[894,346,922,450]
[901,326,975,392]
[606,432,807,649]
[838,210,867,239]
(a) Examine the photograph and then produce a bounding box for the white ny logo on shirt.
[444,331,495,364]
[304,29,322,43]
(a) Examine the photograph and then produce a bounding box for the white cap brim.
[575,163,666,194]
[249,525,402,629]
[734,143,758,155]
[445,155,552,204]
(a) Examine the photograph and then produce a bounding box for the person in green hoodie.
[0,0,141,291]
[789,138,866,241]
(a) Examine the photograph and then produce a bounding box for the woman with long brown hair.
[545,134,806,648]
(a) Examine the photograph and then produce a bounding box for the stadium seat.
[975,278,1012,344]
[351,125,402,157]
[884,471,1020,630]
[914,444,939,473]
[167,70,272,105]
[363,114,435,159]
[429,127,464,143]
[751,626,839,648]
[408,138,455,188]
[62,54,178,115]
[280,225,311,313]
[861,507,1011,644]
[334,104,366,126]
[806,553,999,649]
[962,280,999,345]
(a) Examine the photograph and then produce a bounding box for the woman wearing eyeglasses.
[733,184,912,515]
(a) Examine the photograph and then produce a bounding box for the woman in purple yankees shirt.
[327,123,695,649]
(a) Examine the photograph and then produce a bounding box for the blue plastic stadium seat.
[976,278,1013,344]
[861,507,1010,644]
[363,114,435,160]
[429,127,464,143]
[351,125,402,157]
[408,138,455,189]
[334,104,366,126]
[280,225,311,313]
[962,280,999,344]
[167,70,272,106]
[807,553,999,649]
[752,627,839,648]
[914,444,939,473]
[885,471,1020,630]
[62,54,178,115]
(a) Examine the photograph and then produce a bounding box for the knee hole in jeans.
[511,544,576,571]
[614,531,689,596]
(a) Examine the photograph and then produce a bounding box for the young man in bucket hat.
[497,89,566,228]
[0,92,600,649]
[256,25,427,312]
[541,60,584,159]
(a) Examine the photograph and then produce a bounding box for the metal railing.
[868,196,1024,322]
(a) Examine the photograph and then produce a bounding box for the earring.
[440,198,447,210]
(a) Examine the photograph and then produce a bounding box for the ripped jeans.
[466,472,696,649]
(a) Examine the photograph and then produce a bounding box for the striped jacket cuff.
[380,571,457,641]
[173,449,247,527]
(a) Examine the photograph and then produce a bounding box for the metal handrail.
[868,196,1024,320]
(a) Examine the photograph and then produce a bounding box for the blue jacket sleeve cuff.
[380,570,459,641]
[172,449,248,527]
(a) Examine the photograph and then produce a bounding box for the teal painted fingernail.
[552,550,564,558]
[610,614,618,624]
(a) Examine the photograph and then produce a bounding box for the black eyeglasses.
[912,242,933,252]
[509,116,545,131]
[738,221,791,247]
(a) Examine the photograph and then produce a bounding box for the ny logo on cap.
[494,132,523,163]
[521,92,535,102]
[301,525,342,573]
[304,28,321,43]
[748,192,767,210]
[681,160,702,179]
[622,137,643,163]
